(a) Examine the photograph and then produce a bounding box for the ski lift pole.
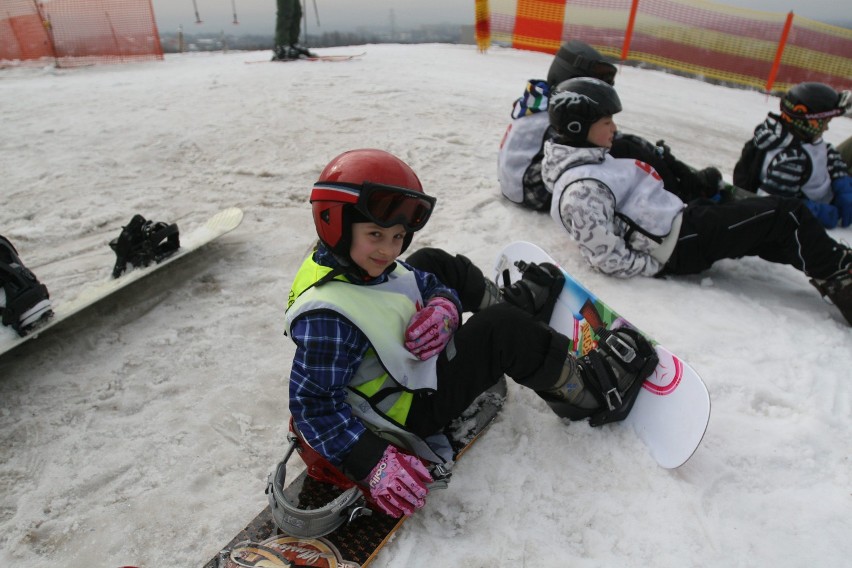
[192,0,202,24]
[232,0,239,25]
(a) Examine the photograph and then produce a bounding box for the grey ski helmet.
[547,40,617,87]
[549,77,622,145]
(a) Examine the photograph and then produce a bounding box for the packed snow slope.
[1,44,850,568]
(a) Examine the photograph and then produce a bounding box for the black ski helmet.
[549,77,622,145]
[547,40,617,87]
[780,82,848,141]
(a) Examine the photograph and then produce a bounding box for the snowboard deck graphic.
[203,377,507,568]
[0,207,244,358]
[495,241,710,469]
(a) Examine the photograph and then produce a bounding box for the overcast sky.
[150,1,845,36]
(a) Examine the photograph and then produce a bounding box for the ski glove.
[404,296,459,360]
[367,445,432,518]
[832,176,852,228]
[804,199,839,229]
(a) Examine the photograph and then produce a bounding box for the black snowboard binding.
[0,235,53,336]
[541,327,659,426]
[109,214,180,279]
[500,260,565,323]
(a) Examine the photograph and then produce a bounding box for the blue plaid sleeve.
[288,312,371,465]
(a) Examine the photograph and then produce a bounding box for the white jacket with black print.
[542,140,685,278]
[754,114,849,203]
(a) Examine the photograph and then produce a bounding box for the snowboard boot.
[500,260,565,323]
[0,235,53,336]
[810,251,852,326]
[539,327,659,426]
[109,214,180,278]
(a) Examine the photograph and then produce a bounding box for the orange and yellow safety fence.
[475,0,852,93]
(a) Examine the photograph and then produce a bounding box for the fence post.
[475,0,491,53]
[621,0,640,60]
[766,11,794,93]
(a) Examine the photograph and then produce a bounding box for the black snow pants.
[403,248,569,437]
[664,195,847,280]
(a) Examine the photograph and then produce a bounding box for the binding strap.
[266,432,370,539]
[109,214,180,278]
[580,327,659,427]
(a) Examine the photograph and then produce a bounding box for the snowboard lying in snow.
[202,378,507,568]
[0,207,244,358]
[495,241,710,469]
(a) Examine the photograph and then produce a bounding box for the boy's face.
[587,116,617,148]
[350,222,407,277]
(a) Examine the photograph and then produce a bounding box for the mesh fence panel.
[1,0,162,67]
[487,0,852,93]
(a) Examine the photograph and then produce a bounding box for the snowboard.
[495,241,710,469]
[0,207,244,358]
[202,377,507,568]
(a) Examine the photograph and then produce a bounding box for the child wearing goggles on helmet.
[283,149,659,520]
[542,77,852,326]
[498,39,726,213]
[734,82,852,229]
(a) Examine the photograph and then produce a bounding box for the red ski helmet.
[310,149,435,258]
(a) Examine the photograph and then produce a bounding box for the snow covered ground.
[1,43,850,568]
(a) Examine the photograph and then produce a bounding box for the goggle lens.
[359,183,435,231]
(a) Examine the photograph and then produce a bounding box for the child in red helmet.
[283,149,657,519]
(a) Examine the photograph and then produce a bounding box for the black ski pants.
[664,196,846,280]
[274,0,302,47]
[403,248,568,437]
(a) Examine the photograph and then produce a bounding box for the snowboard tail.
[495,241,710,469]
[203,377,507,568]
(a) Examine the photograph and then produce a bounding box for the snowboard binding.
[109,214,180,278]
[542,326,659,426]
[500,260,565,323]
[0,235,53,337]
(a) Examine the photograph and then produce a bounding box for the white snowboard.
[1,207,244,358]
[495,241,710,469]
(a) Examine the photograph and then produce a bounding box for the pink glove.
[367,446,433,518]
[404,296,459,360]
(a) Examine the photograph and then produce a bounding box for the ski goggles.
[311,181,437,232]
[782,89,851,120]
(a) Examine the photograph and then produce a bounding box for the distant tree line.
[160,24,466,53]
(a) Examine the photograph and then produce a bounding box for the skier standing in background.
[272,0,313,60]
